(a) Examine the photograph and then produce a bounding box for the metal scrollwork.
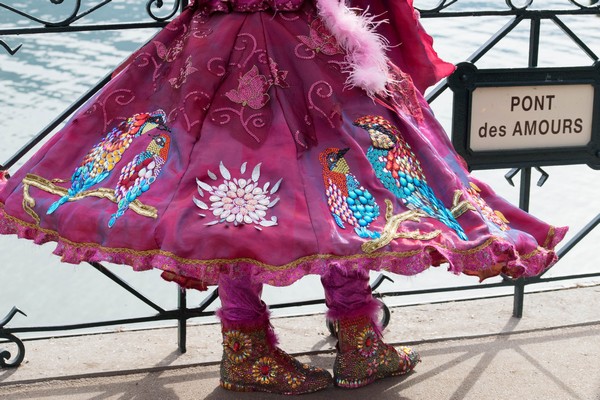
[416,0,458,13]
[568,0,600,8]
[505,0,534,10]
[505,167,549,187]
[0,0,185,30]
[415,0,600,12]
[146,0,182,21]
[0,307,27,368]
[0,39,22,55]
[0,0,186,56]
[0,0,83,27]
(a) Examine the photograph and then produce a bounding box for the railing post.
[512,279,525,318]
[513,167,532,318]
[512,13,542,319]
[178,289,187,353]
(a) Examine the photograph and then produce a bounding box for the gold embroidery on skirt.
[362,199,441,254]
[451,189,476,218]
[543,226,556,249]
[22,177,40,225]
[21,173,158,223]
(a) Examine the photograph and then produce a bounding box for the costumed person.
[0,0,567,394]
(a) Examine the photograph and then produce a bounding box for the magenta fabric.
[217,273,279,345]
[186,0,455,93]
[0,0,567,289]
[217,273,269,323]
[321,262,379,320]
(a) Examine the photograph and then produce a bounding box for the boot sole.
[220,379,329,395]
[334,366,416,389]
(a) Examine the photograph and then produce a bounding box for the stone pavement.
[1,285,599,400]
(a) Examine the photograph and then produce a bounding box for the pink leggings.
[218,263,378,325]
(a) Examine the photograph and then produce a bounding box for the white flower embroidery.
[194,161,282,229]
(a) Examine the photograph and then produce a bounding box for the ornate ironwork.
[505,167,549,187]
[0,0,184,27]
[0,0,118,27]
[0,307,27,368]
[416,0,457,13]
[0,1,187,54]
[415,0,600,13]
[147,0,185,21]
[0,39,21,55]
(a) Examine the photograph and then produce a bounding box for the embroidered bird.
[47,109,169,215]
[353,115,468,240]
[108,132,171,227]
[319,147,380,239]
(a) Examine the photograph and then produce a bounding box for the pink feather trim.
[317,0,391,97]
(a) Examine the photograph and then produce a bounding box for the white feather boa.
[316,0,391,97]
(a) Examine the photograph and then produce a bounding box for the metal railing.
[1,0,599,368]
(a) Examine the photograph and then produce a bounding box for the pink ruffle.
[0,204,567,290]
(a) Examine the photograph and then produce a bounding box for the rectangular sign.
[470,84,594,151]
[448,62,600,170]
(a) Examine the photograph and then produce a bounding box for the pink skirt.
[0,0,567,290]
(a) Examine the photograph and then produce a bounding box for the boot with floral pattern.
[333,314,420,388]
[220,322,333,395]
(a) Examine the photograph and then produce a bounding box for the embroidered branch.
[22,174,157,225]
[361,199,440,254]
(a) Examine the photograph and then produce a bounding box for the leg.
[217,273,271,332]
[321,264,420,388]
[218,273,332,395]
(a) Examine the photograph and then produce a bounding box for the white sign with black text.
[469,84,594,151]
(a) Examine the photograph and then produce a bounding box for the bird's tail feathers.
[108,214,118,228]
[355,226,381,239]
[108,202,128,228]
[46,195,70,215]
[438,211,468,241]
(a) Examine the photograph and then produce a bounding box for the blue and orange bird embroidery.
[319,147,380,239]
[353,115,468,240]
[47,109,169,215]
[109,132,171,227]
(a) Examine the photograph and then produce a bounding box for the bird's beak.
[338,148,350,157]
[141,122,158,135]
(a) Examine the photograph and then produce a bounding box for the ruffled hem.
[0,203,567,290]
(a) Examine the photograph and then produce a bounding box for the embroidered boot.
[219,319,333,395]
[333,313,420,388]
